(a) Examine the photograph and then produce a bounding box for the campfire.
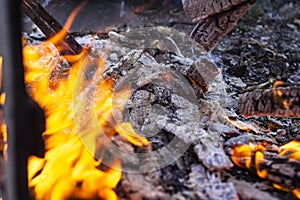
[0,0,299,199]
[22,7,149,199]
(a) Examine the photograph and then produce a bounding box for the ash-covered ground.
[18,0,300,199]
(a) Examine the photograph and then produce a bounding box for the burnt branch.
[238,87,300,117]
[183,0,257,51]
[21,0,82,55]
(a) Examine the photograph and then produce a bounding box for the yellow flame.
[231,144,253,169]
[0,94,5,106]
[23,5,148,199]
[0,57,7,161]
[0,56,2,90]
[231,142,267,169]
[254,151,268,179]
[279,140,300,161]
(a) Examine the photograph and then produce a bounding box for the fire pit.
[0,0,299,199]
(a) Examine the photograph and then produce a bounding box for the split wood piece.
[258,151,300,191]
[238,87,300,117]
[21,0,82,55]
[224,135,300,195]
[235,148,300,194]
[182,0,257,51]
[234,149,300,195]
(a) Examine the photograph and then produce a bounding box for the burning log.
[225,135,300,199]
[23,42,149,199]
[182,0,257,51]
[238,86,300,117]
[21,0,82,55]
[21,0,88,90]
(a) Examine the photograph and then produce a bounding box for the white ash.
[186,164,238,200]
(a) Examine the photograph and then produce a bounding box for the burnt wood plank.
[238,87,300,117]
[183,0,257,51]
[183,0,257,23]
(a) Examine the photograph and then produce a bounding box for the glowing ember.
[22,9,148,200]
[224,116,252,131]
[272,81,291,109]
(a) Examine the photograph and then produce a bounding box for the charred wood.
[183,0,257,23]
[21,0,82,55]
[182,0,257,51]
[225,135,300,196]
[238,87,300,117]
[259,151,300,190]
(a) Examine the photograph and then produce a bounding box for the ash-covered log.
[259,151,300,190]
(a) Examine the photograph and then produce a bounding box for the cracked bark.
[238,87,300,117]
[183,0,257,51]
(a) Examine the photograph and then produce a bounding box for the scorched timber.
[182,0,257,51]
[238,87,300,117]
[258,151,300,190]
[21,0,82,55]
[225,136,300,194]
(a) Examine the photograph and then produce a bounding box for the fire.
[231,142,268,178]
[230,140,300,198]
[272,81,291,109]
[279,140,300,160]
[0,56,2,90]
[22,8,148,200]
[224,116,252,131]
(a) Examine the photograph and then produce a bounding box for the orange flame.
[230,140,300,198]
[0,56,2,90]
[231,144,253,168]
[0,57,7,161]
[22,6,148,200]
[278,140,300,161]
[294,189,300,199]
[231,142,267,175]
[272,81,291,109]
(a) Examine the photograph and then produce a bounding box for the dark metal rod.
[0,0,32,199]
